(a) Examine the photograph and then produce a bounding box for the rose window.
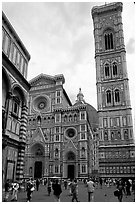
[32,95,49,112]
[65,127,77,139]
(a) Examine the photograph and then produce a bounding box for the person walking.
[117,180,125,202]
[52,179,62,202]
[47,180,52,196]
[11,181,19,201]
[44,179,47,186]
[26,180,34,202]
[64,180,68,190]
[71,179,79,202]
[99,177,103,189]
[87,178,95,202]
[68,180,73,196]
[4,179,10,201]
[125,179,131,196]
[36,178,40,191]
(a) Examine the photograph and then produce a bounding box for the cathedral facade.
[24,74,99,179]
[92,2,135,178]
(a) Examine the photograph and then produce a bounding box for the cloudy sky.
[2,1,135,125]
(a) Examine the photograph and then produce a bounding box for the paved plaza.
[3,182,135,202]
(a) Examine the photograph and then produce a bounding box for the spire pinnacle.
[76,88,85,103]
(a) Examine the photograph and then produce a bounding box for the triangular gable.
[29,73,55,87]
[31,127,46,144]
[63,140,77,153]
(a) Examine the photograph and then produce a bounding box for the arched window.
[115,89,120,103]
[106,90,112,104]
[12,96,20,117]
[112,62,118,76]
[105,63,110,77]
[104,32,114,50]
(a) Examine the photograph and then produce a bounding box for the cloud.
[2,2,135,115]
[126,38,135,54]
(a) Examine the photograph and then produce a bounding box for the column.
[16,104,28,180]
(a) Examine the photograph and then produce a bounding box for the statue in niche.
[36,148,43,156]
[67,152,75,161]
[104,131,108,140]
[111,132,114,140]
[37,116,41,125]
[82,147,85,157]
[124,130,128,140]
[29,167,32,176]
[55,148,59,157]
[43,128,50,140]
[117,131,121,140]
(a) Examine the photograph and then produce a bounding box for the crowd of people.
[3,177,135,202]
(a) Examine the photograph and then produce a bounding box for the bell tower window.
[104,32,114,50]
[106,90,112,104]
[113,62,118,76]
[104,63,110,77]
[115,89,120,103]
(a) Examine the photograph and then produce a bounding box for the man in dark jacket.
[52,179,62,202]
[36,178,40,191]
[71,179,79,202]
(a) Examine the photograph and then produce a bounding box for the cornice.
[29,73,65,85]
[92,2,123,19]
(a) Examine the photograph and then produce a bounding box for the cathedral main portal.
[34,161,42,178]
[68,165,75,179]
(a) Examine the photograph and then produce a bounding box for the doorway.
[68,165,75,179]
[34,161,42,178]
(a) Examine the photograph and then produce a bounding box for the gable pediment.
[31,127,46,144]
[63,140,77,153]
[29,74,55,87]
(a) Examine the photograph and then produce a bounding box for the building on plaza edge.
[2,11,31,186]
[91,2,135,178]
[24,74,99,179]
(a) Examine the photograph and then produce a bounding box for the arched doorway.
[66,151,76,179]
[68,165,75,179]
[34,161,42,178]
[29,143,45,179]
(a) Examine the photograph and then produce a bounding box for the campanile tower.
[92,3,135,178]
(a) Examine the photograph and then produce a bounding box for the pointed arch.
[112,62,118,76]
[66,151,76,161]
[12,84,27,106]
[106,90,112,104]
[68,114,72,122]
[114,89,120,103]
[104,62,110,77]
[103,28,114,50]
[31,143,45,156]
